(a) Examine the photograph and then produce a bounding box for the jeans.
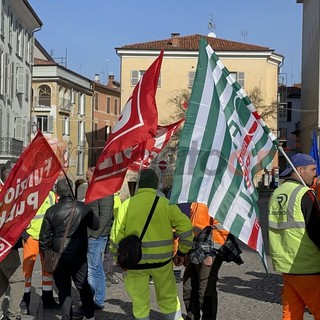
[87,236,108,306]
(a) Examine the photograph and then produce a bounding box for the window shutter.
[131,70,139,86]
[48,115,54,133]
[17,67,24,94]
[22,118,27,140]
[189,71,195,88]
[15,117,22,139]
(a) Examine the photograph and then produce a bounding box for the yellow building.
[117,33,284,189]
[117,33,283,126]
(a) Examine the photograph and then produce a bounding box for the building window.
[77,150,85,176]
[114,98,118,115]
[278,127,287,141]
[15,117,22,140]
[38,85,51,107]
[25,72,30,101]
[79,93,85,115]
[10,62,14,100]
[107,97,111,113]
[4,53,9,96]
[105,125,111,140]
[0,0,4,37]
[16,23,24,58]
[63,116,70,136]
[189,71,195,88]
[0,49,3,95]
[8,12,13,46]
[78,120,85,146]
[94,93,99,110]
[131,70,161,87]
[278,104,287,119]
[36,115,48,132]
[230,72,245,88]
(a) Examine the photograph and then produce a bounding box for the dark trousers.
[53,256,94,320]
[183,255,223,320]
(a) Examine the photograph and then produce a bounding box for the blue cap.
[280,153,316,177]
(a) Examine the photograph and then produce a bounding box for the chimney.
[171,33,180,47]
[107,74,115,87]
[94,73,100,83]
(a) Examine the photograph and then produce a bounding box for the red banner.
[129,119,184,171]
[85,51,164,203]
[0,130,62,262]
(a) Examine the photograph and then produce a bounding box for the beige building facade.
[117,33,283,188]
[32,41,93,185]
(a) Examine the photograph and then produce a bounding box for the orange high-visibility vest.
[190,202,229,246]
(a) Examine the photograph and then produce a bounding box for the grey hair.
[56,178,73,197]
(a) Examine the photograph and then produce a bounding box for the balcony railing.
[58,97,73,112]
[32,96,51,110]
[0,137,23,157]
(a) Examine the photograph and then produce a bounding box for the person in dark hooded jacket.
[39,178,99,320]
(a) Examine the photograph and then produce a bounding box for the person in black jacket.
[39,178,99,320]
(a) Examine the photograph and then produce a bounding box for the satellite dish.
[208,32,216,38]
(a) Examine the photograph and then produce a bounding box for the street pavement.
[19,192,314,319]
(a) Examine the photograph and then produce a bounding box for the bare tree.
[162,86,277,159]
[248,86,278,123]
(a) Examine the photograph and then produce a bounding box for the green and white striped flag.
[170,38,278,269]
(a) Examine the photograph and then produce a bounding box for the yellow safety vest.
[27,191,56,240]
[269,182,320,274]
[110,188,193,264]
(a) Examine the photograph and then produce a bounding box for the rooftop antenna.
[53,48,68,68]
[241,29,248,41]
[208,13,216,38]
[208,14,215,31]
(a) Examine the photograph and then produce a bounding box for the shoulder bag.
[117,196,159,270]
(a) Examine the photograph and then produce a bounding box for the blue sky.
[28,0,302,86]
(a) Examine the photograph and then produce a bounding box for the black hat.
[138,169,159,189]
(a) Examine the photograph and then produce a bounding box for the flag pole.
[277,146,306,187]
[62,169,76,199]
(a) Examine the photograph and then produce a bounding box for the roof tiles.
[120,34,271,51]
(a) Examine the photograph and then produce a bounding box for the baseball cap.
[280,153,316,177]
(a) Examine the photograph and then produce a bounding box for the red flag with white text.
[0,130,62,262]
[85,50,164,202]
[129,118,185,171]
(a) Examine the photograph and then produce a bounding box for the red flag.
[85,50,164,202]
[129,118,185,171]
[0,130,62,262]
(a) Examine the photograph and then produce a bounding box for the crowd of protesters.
[2,156,319,320]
